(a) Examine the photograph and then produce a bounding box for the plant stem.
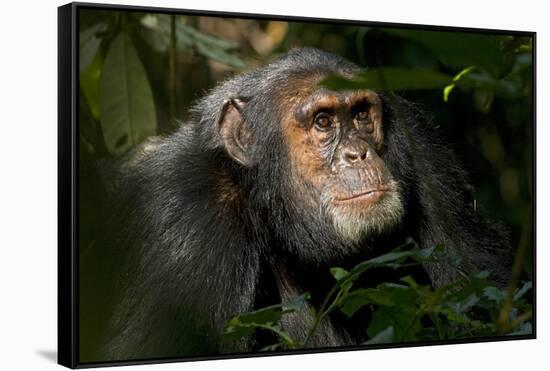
[169,14,177,120]
[497,213,531,334]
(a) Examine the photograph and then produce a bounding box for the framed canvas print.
[58,2,536,368]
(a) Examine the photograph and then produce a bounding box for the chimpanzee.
[82,47,511,361]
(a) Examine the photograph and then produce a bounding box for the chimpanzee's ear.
[218,98,252,166]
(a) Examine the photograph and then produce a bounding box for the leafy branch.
[222,239,532,350]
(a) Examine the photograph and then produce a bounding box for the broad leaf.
[340,284,416,318]
[80,50,103,120]
[368,306,419,342]
[99,32,157,155]
[80,22,106,71]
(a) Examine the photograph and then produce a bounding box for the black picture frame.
[58,2,536,369]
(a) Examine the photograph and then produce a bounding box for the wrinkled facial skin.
[283,88,404,242]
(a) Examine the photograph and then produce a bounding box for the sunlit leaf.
[444,66,475,101]
[330,267,349,281]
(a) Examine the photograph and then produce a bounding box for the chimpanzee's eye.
[355,110,374,133]
[314,112,333,131]
[355,111,369,121]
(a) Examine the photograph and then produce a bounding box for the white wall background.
[0,0,546,370]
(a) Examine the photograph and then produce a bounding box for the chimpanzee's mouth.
[334,187,391,202]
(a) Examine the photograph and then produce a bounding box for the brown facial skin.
[282,87,404,241]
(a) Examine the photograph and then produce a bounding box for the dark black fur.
[83,48,511,361]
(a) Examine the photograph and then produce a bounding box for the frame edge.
[58,2,78,369]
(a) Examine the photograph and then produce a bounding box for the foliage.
[78,10,534,355]
[321,31,532,114]
[222,239,532,349]
[223,293,311,351]
[139,14,245,68]
[79,12,246,156]
[99,32,157,155]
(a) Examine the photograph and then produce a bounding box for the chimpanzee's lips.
[334,187,390,202]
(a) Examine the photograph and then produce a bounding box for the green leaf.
[445,254,462,268]
[140,14,193,53]
[367,250,413,264]
[228,305,288,327]
[340,289,383,317]
[483,286,505,306]
[345,241,441,283]
[222,293,309,345]
[443,66,476,101]
[363,326,394,345]
[223,320,295,347]
[224,310,286,341]
[321,68,452,92]
[513,281,532,301]
[474,271,490,280]
[223,321,259,341]
[400,275,420,289]
[227,293,309,327]
[413,244,444,260]
[330,267,349,281]
[340,284,416,317]
[259,343,284,351]
[453,66,477,81]
[99,32,157,155]
[440,308,469,324]
[194,41,246,68]
[368,306,419,342]
[180,23,239,50]
[449,293,480,314]
[140,14,245,68]
[80,50,103,120]
[282,292,311,312]
[80,22,106,72]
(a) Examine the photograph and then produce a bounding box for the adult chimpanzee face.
[282,88,404,242]
[217,81,404,243]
